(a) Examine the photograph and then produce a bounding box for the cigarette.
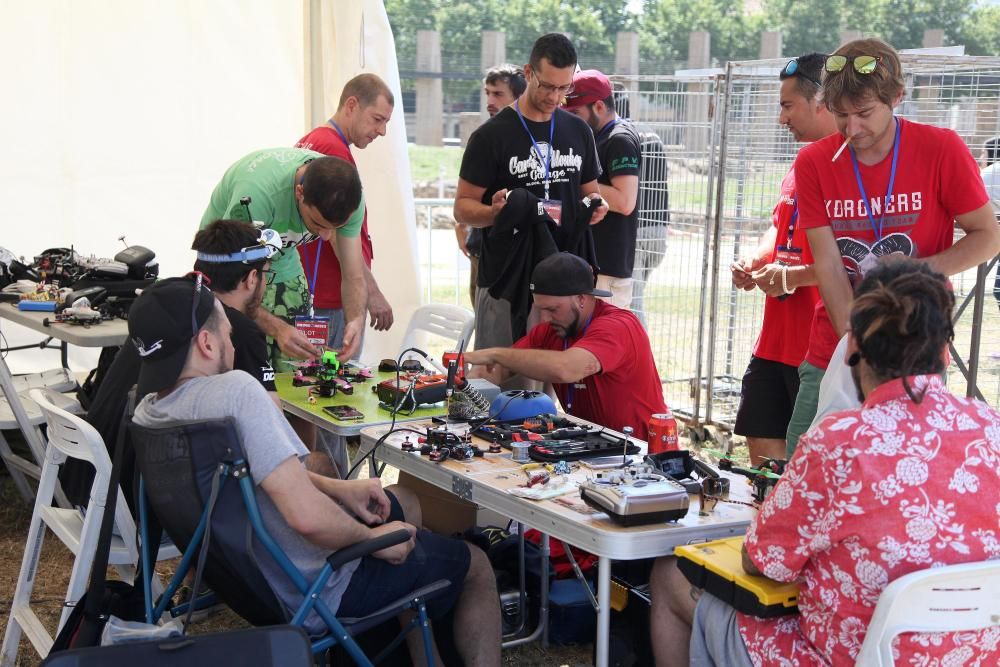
[832,136,852,162]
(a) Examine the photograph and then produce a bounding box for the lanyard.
[306,241,321,316]
[785,196,799,247]
[328,119,350,147]
[849,118,901,241]
[562,315,592,412]
[595,118,619,141]
[514,101,555,200]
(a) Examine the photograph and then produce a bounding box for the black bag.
[41,625,312,667]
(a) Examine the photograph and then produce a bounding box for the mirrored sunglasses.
[825,55,880,75]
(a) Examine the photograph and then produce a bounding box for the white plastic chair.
[855,560,1000,666]
[1,388,179,664]
[398,304,475,372]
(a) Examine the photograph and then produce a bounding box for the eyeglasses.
[260,268,277,285]
[782,58,821,87]
[531,71,574,96]
[825,55,880,75]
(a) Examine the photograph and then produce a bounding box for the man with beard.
[463,252,665,440]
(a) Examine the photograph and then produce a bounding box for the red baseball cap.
[562,70,612,111]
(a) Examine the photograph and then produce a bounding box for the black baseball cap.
[530,252,612,297]
[129,275,217,396]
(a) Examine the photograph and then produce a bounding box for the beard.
[557,306,583,339]
[245,276,265,319]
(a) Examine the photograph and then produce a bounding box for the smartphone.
[323,405,365,422]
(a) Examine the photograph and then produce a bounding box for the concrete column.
[759,31,782,60]
[615,31,640,118]
[923,29,945,48]
[480,30,506,120]
[415,29,442,146]
[686,31,711,152]
[688,30,711,69]
[839,30,862,46]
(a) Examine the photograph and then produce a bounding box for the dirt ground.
[0,472,592,666]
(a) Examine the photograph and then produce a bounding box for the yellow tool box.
[675,536,799,618]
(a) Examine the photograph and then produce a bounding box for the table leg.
[594,555,611,667]
[60,341,68,369]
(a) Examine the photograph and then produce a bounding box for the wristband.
[781,265,796,295]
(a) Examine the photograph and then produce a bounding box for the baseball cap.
[129,275,217,396]
[530,252,612,297]
[562,70,612,111]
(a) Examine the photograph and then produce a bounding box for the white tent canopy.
[0,0,418,373]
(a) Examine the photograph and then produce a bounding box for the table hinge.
[451,476,473,501]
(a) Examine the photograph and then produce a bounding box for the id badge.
[294,316,330,347]
[775,245,803,266]
[541,199,562,226]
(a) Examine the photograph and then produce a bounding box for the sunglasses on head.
[782,58,821,87]
[825,54,880,75]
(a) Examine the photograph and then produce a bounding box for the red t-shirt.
[513,300,666,440]
[796,118,987,369]
[739,375,1000,665]
[753,169,820,367]
[295,126,374,310]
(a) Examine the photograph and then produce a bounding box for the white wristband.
[781,265,796,295]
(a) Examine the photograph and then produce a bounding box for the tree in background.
[638,0,763,65]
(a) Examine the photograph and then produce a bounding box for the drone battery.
[18,300,56,312]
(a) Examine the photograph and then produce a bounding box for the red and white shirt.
[753,169,820,368]
[739,375,1000,666]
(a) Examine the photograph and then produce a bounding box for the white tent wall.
[307,0,421,363]
[0,0,418,374]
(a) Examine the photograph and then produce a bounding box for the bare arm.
[364,264,393,331]
[806,226,853,337]
[253,308,319,360]
[464,346,601,385]
[752,264,818,298]
[455,222,471,257]
[454,178,506,227]
[741,544,763,577]
[598,174,639,216]
[262,457,415,563]
[331,234,367,359]
[732,226,779,291]
[923,203,1000,276]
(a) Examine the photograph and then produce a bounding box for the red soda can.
[648,409,679,453]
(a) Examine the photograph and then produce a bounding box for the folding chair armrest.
[326,529,412,570]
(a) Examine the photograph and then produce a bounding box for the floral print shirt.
[738,375,1000,666]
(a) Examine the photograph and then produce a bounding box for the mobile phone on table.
[323,405,365,421]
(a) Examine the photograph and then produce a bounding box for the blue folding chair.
[128,418,448,666]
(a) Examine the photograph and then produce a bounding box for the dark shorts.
[733,356,800,439]
[337,516,471,621]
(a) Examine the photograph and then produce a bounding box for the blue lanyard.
[849,118,901,241]
[306,241,321,314]
[328,119,350,147]
[514,101,555,200]
[562,315,592,412]
[786,196,799,247]
[595,118,619,141]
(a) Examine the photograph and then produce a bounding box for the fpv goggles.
[196,228,283,264]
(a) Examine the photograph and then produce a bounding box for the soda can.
[648,410,679,454]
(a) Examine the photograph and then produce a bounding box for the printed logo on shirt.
[609,155,638,172]
[245,149,309,172]
[508,143,584,184]
[824,192,923,222]
[836,232,916,284]
[278,229,318,250]
[261,366,275,383]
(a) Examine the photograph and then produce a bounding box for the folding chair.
[398,304,474,370]
[128,418,451,666]
[1,389,179,665]
[855,560,1000,666]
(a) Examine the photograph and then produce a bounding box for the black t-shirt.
[460,106,601,288]
[591,120,642,278]
[225,305,277,392]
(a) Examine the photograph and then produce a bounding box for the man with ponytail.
[650,257,1000,666]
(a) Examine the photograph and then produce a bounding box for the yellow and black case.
[675,536,799,618]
